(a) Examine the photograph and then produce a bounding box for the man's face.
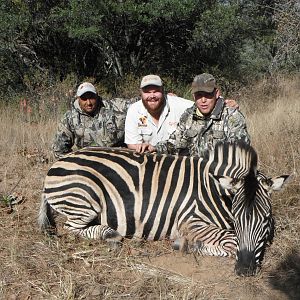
[78,92,98,115]
[141,85,165,116]
[193,89,219,116]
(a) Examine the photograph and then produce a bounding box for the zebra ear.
[210,174,243,191]
[269,175,291,191]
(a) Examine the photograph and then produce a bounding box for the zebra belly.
[102,197,181,241]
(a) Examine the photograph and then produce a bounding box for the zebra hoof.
[191,240,204,251]
[106,233,123,251]
[107,240,122,251]
[172,237,188,253]
[41,226,57,237]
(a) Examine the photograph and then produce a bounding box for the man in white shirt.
[125,75,193,153]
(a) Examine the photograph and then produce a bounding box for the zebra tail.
[37,193,56,235]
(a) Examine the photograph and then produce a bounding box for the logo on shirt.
[168,121,178,127]
[138,115,148,127]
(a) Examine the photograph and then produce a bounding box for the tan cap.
[76,82,97,97]
[191,73,216,93]
[140,75,163,89]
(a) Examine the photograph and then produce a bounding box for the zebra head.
[213,170,290,276]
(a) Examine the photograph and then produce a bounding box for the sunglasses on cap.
[80,92,97,100]
[194,90,216,99]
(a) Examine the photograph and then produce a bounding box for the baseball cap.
[140,75,163,89]
[76,82,97,97]
[191,73,216,94]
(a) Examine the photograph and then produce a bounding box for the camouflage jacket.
[52,98,136,158]
[155,97,250,157]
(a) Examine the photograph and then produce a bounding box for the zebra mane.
[208,142,259,213]
[208,141,257,173]
[216,141,258,216]
[236,142,259,214]
[244,168,259,216]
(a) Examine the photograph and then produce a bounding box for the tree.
[0,0,34,93]
[0,0,298,97]
[270,0,300,73]
[50,0,202,79]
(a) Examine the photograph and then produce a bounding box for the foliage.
[0,0,298,98]
[270,0,300,73]
[0,0,32,93]
[51,0,201,78]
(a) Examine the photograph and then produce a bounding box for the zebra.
[38,142,289,276]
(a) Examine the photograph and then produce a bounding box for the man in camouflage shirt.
[154,73,250,157]
[52,82,135,158]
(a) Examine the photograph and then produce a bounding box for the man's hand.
[225,99,239,109]
[127,143,156,154]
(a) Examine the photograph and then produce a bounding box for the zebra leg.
[172,237,188,252]
[64,218,123,248]
[38,194,57,235]
[178,221,237,257]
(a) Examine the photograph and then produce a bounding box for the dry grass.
[0,75,299,299]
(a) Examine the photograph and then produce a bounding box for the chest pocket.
[75,127,84,138]
[213,130,225,139]
[185,128,199,138]
[105,118,117,132]
[138,128,153,143]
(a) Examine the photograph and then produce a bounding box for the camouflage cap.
[191,73,216,94]
[140,75,163,89]
[76,82,97,97]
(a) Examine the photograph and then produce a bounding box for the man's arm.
[124,104,151,152]
[226,110,250,144]
[225,99,239,109]
[102,98,138,147]
[52,113,74,159]
[155,109,192,155]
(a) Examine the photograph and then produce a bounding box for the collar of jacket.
[192,97,225,120]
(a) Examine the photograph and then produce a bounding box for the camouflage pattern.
[155,97,250,157]
[52,97,137,158]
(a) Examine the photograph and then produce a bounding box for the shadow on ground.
[269,248,300,300]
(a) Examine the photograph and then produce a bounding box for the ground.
[0,152,299,300]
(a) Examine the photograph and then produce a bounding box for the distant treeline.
[0,0,299,97]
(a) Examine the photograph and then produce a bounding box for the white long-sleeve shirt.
[125,95,193,146]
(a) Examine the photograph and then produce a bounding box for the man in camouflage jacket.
[52,82,135,159]
[155,73,250,157]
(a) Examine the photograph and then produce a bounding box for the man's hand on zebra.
[128,143,156,154]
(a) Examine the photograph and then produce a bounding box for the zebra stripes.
[38,142,289,276]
